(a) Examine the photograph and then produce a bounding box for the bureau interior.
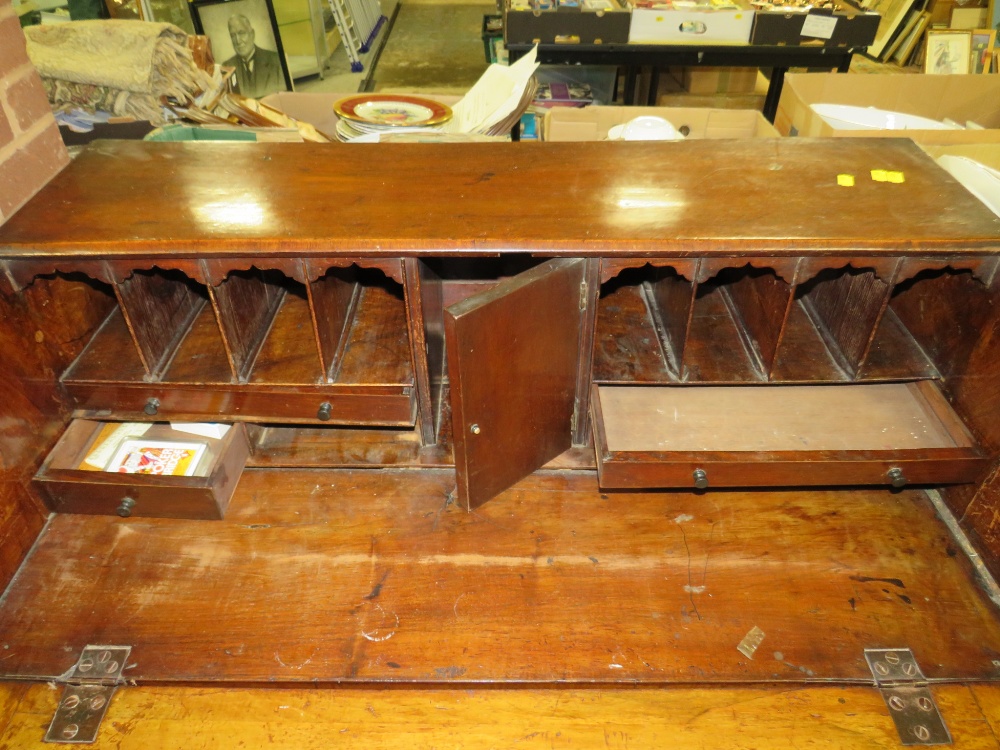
[591,260,981,385]
[49,261,416,426]
[589,260,996,492]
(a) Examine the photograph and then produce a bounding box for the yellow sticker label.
[870,169,905,183]
[837,174,855,187]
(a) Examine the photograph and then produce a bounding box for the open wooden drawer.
[592,381,987,490]
[33,420,249,519]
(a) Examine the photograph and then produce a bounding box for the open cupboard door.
[445,258,588,509]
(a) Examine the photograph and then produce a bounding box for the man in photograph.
[224,14,282,99]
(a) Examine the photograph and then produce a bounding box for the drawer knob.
[887,467,907,488]
[117,497,136,518]
[317,402,332,421]
[143,397,160,416]
[693,468,709,489]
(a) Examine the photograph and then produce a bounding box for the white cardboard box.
[775,73,1000,145]
[543,105,779,141]
[628,1,755,44]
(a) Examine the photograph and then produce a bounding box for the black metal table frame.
[508,43,860,122]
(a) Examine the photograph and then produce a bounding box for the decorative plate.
[333,94,452,128]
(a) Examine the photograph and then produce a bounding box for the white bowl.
[810,104,960,131]
[937,155,1000,219]
[607,116,684,141]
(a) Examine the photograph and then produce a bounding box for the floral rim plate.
[333,94,452,127]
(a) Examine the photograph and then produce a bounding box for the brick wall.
[0,2,70,589]
[0,1,68,226]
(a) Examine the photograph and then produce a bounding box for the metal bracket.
[44,645,132,744]
[865,648,951,746]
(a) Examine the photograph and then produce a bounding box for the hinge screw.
[470,424,481,435]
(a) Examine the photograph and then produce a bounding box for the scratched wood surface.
[3,682,1000,749]
[0,470,998,684]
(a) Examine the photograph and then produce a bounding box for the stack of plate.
[332,94,453,142]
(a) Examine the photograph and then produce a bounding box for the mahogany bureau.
[1,138,1000,739]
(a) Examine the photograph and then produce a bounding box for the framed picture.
[971,28,997,73]
[191,0,293,99]
[924,29,973,74]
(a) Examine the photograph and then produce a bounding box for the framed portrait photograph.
[971,28,997,73]
[925,30,973,74]
[191,0,293,99]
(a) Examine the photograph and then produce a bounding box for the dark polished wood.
[34,420,250,520]
[593,382,987,490]
[2,139,1000,699]
[0,274,117,588]
[1,140,998,257]
[445,258,588,509]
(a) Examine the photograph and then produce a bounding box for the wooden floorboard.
[0,470,999,683]
[3,683,1000,749]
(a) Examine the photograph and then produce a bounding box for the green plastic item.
[144,125,257,142]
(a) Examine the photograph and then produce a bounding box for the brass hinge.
[865,648,951,746]
[44,645,132,744]
[579,280,589,311]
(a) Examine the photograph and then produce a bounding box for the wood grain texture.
[210,269,287,383]
[798,267,891,377]
[403,258,444,445]
[644,267,695,377]
[683,285,763,382]
[3,682,1000,750]
[0,274,111,586]
[113,269,205,378]
[592,281,674,384]
[446,258,586,509]
[0,470,999,684]
[717,266,793,376]
[1,140,998,257]
[307,266,359,381]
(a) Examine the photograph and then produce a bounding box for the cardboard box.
[673,66,759,93]
[628,0,754,43]
[775,73,1000,144]
[749,1,879,48]
[657,91,766,109]
[261,92,462,141]
[543,104,779,140]
[505,2,632,44]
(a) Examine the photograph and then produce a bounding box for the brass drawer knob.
[143,397,160,416]
[117,497,136,518]
[693,468,709,489]
[317,402,332,421]
[887,467,907,488]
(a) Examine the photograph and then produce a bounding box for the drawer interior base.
[593,382,985,489]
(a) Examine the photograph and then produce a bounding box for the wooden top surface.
[0,138,998,258]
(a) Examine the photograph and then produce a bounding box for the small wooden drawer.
[33,420,249,520]
[66,384,418,426]
[592,381,987,490]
